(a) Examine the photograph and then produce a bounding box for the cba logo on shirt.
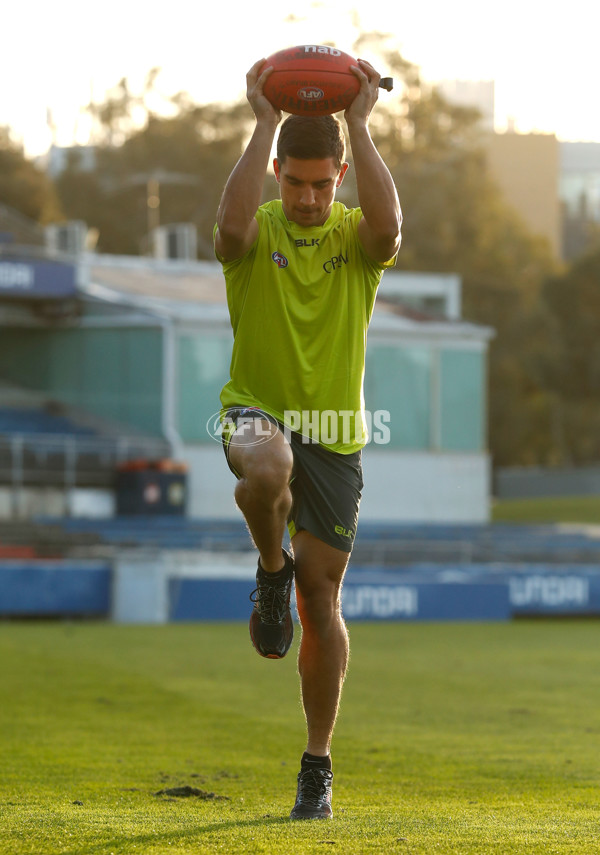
[271,251,289,269]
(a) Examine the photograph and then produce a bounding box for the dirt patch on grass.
[154,785,229,800]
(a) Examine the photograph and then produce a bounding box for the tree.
[536,249,600,463]
[55,73,253,256]
[0,127,61,226]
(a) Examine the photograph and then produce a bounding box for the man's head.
[276,114,346,170]
[273,115,349,227]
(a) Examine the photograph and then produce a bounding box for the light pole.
[146,177,160,234]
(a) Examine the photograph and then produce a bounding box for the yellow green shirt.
[216,200,395,453]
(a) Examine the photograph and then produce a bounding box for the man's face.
[273,156,349,227]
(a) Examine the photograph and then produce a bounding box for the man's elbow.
[359,213,402,263]
[379,220,402,261]
[215,227,243,262]
[216,208,244,242]
[215,218,257,262]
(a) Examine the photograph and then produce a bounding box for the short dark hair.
[276,115,346,171]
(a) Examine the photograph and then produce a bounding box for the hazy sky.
[2,0,594,155]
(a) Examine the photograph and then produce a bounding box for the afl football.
[261,45,361,116]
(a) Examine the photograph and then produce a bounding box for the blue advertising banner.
[0,257,78,299]
[341,575,510,621]
[486,564,600,616]
[168,572,511,623]
[3,559,600,622]
[0,563,111,616]
[167,564,600,622]
[387,563,600,616]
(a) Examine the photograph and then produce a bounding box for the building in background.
[0,232,494,523]
[485,130,562,259]
[40,144,98,180]
[437,76,600,262]
[559,141,600,261]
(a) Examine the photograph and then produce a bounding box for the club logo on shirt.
[272,251,289,268]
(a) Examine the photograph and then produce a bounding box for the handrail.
[0,431,171,489]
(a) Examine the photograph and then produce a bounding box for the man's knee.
[293,535,349,628]
[235,453,292,505]
[230,423,293,501]
[296,577,345,634]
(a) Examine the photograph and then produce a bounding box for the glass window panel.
[177,334,231,442]
[365,345,431,450]
[440,349,484,451]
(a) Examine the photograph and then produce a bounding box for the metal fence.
[494,465,600,499]
[0,432,171,491]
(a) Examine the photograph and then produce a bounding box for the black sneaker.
[249,549,294,659]
[290,768,334,820]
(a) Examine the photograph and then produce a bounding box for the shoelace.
[249,574,292,624]
[296,768,333,806]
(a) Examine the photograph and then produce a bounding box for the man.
[214,55,401,820]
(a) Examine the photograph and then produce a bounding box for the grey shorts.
[221,406,363,553]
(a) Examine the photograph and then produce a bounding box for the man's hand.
[246,59,282,125]
[345,59,381,125]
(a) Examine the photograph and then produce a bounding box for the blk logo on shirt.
[295,238,320,247]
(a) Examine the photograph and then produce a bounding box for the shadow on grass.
[59,814,302,855]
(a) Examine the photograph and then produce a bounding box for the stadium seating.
[0,406,97,437]
[32,515,253,553]
[351,521,600,564]
[0,398,171,489]
[13,516,600,564]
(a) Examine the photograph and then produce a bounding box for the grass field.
[491,495,600,524]
[1,620,599,855]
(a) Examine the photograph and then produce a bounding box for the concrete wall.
[360,448,491,523]
[183,444,491,524]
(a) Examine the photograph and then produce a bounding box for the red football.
[261,45,360,116]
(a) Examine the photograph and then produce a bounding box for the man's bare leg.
[228,418,296,659]
[290,530,350,819]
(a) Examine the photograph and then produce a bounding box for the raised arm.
[214,60,282,262]
[345,60,402,264]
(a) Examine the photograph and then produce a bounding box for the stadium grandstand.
[0,202,45,247]
[3,212,600,624]
[0,214,494,524]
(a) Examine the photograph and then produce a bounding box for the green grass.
[491,494,600,524]
[1,620,599,854]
